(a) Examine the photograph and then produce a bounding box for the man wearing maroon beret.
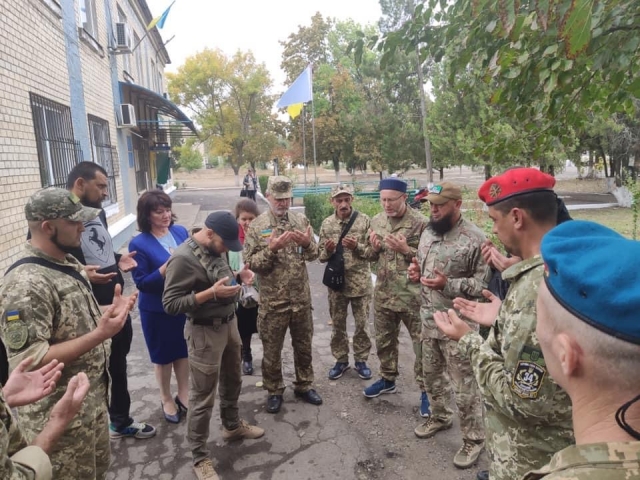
[432,168,574,480]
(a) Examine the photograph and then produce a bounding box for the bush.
[303,194,334,233]
[258,175,269,195]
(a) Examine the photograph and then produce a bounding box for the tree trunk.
[439,167,444,180]
[484,164,492,180]
[587,150,594,178]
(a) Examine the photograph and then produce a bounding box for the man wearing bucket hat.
[408,181,488,469]
[163,211,264,480]
[433,168,573,480]
[0,187,138,479]
[362,178,429,413]
[318,184,373,382]
[244,176,322,414]
[522,220,640,479]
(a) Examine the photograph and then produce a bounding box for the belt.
[191,313,234,326]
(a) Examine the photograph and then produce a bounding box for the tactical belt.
[191,313,234,326]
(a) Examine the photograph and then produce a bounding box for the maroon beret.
[478,168,556,206]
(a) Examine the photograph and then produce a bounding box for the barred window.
[88,115,118,206]
[29,93,83,188]
[131,135,152,192]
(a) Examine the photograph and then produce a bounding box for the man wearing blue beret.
[522,220,640,479]
[362,178,429,414]
[433,168,573,480]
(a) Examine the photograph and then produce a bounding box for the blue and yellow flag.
[276,66,312,109]
[147,1,175,31]
[287,103,303,119]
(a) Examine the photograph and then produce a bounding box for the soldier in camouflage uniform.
[244,176,322,414]
[407,182,488,469]
[0,353,92,480]
[434,169,574,480]
[362,178,428,405]
[521,220,640,480]
[318,185,373,381]
[0,187,137,480]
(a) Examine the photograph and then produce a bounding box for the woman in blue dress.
[129,190,189,423]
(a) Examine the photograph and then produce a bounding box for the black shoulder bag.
[322,212,358,291]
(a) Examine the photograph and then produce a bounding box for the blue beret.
[379,178,407,193]
[541,220,640,345]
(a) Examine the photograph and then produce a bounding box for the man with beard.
[318,185,373,381]
[407,181,488,469]
[362,178,428,415]
[65,162,155,439]
[244,176,322,414]
[434,168,573,480]
[163,211,264,480]
[0,187,137,479]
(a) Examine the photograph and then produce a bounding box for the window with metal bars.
[88,115,119,206]
[132,135,152,192]
[29,93,83,188]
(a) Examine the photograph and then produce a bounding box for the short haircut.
[234,198,260,218]
[492,190,558,225]
[136,190,176,233]
[66,162,108,189]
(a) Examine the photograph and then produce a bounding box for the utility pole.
[416,44,433,184]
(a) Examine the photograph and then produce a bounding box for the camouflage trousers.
[328,290,372,363]
[185,319,242,466]
[421,336,484,442]
[258,307,314,395]
[50,400,110,479]
[373,305,423,390]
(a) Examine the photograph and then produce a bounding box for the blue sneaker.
[354,361,372,380]
[109,421,157,439]
[420,391,431,418]
[363,378,396,398]
[328,362,350,380]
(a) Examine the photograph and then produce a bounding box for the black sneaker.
[354,361,372,380]
[266,395,283,414]
[294,389,323,405]
[328,362,350,380]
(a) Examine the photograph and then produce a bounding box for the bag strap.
[5,256,92,292]
[187,238,213,273]
[338,211,359,242]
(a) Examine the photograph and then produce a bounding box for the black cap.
[204,211,242,252]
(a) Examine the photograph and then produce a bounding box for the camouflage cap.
[25,187,101,222]
[426,181,462,205]
[331,184,354,198]
[267,175,293,199]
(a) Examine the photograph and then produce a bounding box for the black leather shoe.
[266,395,283,414]
[294,389,323,405]
[242,360,254,375]
[175,395,188,414]
[476,470,489,480]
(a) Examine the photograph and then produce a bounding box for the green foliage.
[303,194,334,233]
[352,196,383,218]
[173,141,203,172]
[258,175,269,195]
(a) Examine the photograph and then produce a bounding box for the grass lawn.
[570,208,636,238]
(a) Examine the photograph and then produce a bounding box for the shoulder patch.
[4,310,28,351]
[511,345,547,399]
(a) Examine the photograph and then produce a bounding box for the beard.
[51,229,79,254]
[81,196,103,209]
[428,212,455,236]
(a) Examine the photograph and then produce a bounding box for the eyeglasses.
[381,194,406,204]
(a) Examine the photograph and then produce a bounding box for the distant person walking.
[243,169,257,201]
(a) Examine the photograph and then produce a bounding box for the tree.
[173,140,203,173]
[167,49,276,184]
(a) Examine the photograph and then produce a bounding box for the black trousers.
[108,315,134,429]
[247,190,256,201]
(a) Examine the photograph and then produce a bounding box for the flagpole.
[310,67,318,185]
[302,104,307,187]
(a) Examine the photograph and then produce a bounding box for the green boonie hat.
[331,184,353,198]
[25,187,101,222]
[267,176,293,199]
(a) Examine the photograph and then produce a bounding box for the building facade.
[0,0,195,270]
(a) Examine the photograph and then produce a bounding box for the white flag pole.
[302,104,307,188]
[310,65,318,185]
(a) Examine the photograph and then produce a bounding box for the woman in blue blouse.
[129,191,189,423]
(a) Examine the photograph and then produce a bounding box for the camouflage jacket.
[417,217,490,339]
[0,386,52,480]
[0,245,110,440]
[368,207,427,312]
[458,256,573,480]
[244,209,319,313]
[318,210,372,298]
[522,442,640,479]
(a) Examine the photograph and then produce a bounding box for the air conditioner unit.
[117,104,136,128]
[114,22,132,51]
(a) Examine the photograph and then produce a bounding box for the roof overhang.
[119,81,198,139]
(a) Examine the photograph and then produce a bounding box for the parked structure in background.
[0,0,197,270]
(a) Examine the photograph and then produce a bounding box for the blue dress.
[129,225,189,364]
